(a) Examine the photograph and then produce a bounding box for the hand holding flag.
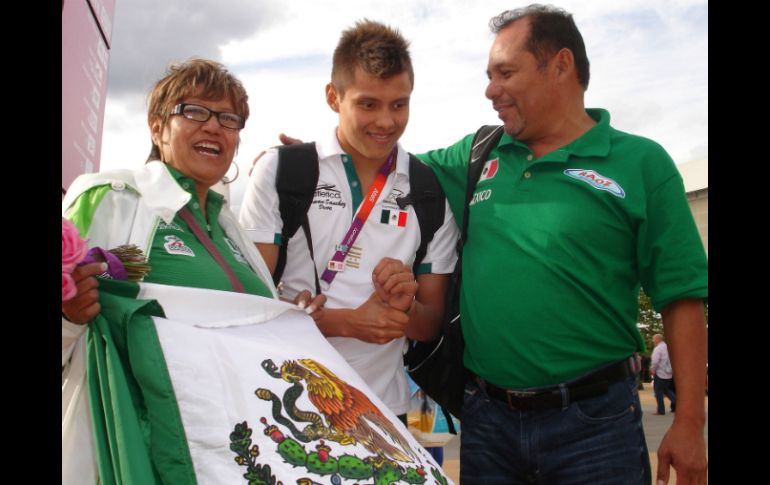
[62,217,151,323]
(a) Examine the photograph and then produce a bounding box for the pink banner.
[62,0,114,192]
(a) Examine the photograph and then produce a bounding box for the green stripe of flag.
[87,278,197,485]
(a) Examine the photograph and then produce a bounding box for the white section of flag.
[140,283,451,484]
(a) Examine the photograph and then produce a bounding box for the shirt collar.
[317,126,409,180]
[565,108,611,159]
[133,161,224,223]
[496,108,612,162]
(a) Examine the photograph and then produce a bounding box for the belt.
[477,355,640,411]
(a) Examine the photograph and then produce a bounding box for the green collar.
[497,108,612,163]
[163,164,225,208]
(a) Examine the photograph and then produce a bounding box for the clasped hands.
[347,257,418,344]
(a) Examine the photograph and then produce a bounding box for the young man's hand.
[372,257,418,312]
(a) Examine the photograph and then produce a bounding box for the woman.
[62,58,324,483]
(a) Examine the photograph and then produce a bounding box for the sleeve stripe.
[415,262,432,275]
[65,185,113,237]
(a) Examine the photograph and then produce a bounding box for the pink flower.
[62,218,88,302]
[62,218,88,274]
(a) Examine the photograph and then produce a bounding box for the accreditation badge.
[327,260,345,272]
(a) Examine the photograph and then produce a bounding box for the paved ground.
[438,383,708,484]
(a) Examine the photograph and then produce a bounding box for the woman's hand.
[292,290,327,323]
[62,262,107,324]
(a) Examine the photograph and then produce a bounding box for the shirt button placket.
[521,153,534,185]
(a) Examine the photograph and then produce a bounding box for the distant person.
[650,333,677,415]
[238,20,459,425]
[636,353,651,390]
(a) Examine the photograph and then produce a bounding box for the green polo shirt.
[143,166,272,297]
[418,108,708,389]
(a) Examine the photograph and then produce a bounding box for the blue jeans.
[460,375,651,484]
[426,446,444,466]
[653,376,676,414]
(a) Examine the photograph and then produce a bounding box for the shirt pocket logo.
[564,169,626,198]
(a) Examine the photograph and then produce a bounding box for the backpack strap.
[462,125,505,244]
[402,125,505,426]
[274,143,320,287]
[396,154,446,274]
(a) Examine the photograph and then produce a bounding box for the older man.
[419,5,708,484]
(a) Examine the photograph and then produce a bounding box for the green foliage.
[431,467,449,485]
[307,453,338,475]
[230,422,447,485]
[338,455,372,479]
[637,289,663,354]
[637,289,709,354]
[229,421,278,485]
[278,438,307,466]
[403,467,428,484]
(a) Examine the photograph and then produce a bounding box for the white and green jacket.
[61,161,277,485]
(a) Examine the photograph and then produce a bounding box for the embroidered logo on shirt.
[380,209,408,227]
[478,159,499,182]
[469,189,492,206]
[224,237,248,264]
[313,183,347,212]
[163,235,195,257]
[157,220,184,232]
[563,169,626,198]
[382,188,406,208]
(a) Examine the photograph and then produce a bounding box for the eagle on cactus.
[277,358,419,464]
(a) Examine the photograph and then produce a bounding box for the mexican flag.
[478,159,499,182]
[62,279,451,485]
[380,209,408,227]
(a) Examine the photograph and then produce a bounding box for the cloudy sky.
[99,0,707,208]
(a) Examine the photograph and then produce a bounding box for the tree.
[636,288,663,354]
[637,289,708,352]
[636,289,708,386]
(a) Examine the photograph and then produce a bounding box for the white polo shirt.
[238,129,459,414]
[651,341,673,379]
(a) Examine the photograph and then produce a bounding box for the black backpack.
[403,125,504,426]
[272,142,446,294]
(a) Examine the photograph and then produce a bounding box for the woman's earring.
[222,162,239,185]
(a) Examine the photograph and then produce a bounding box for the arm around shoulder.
[238,149,285,263]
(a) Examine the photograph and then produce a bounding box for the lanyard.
[320,147,397,285]
[178,206,245,293]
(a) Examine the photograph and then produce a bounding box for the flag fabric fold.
[65,279,452,485]
[86,279,171,484]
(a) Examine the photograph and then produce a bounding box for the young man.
[419,5,708,484]
[238,20,458,422]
